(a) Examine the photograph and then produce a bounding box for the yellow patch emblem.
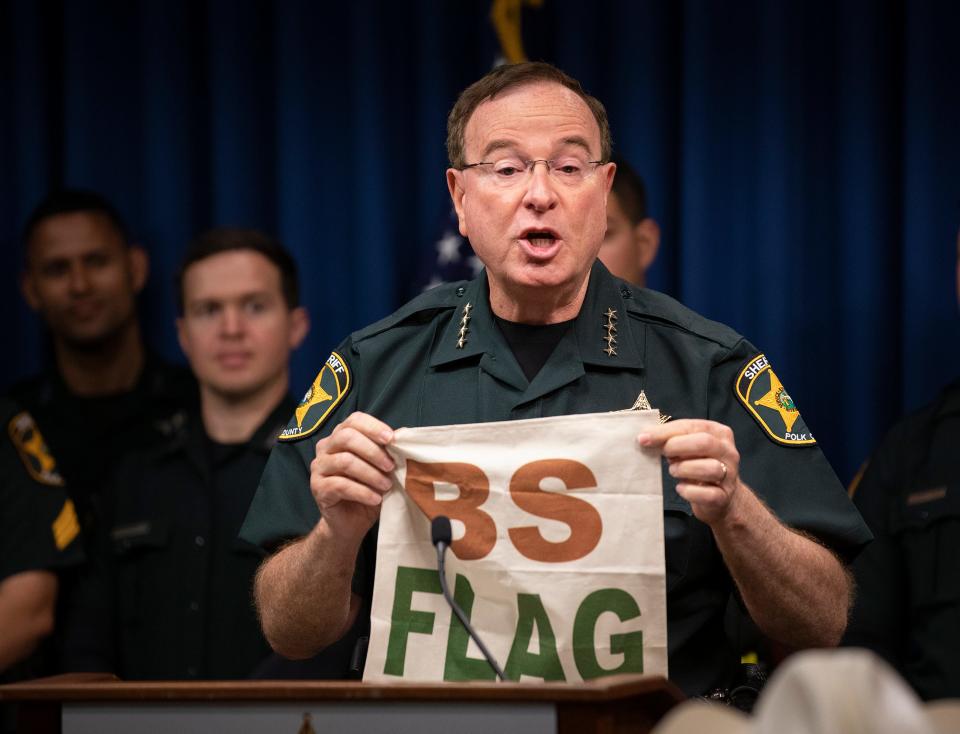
[8,411,65,486]
[279,352,351,441]
[52,499,81,550]
[735,354,816,446]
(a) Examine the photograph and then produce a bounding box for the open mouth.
[520,228,560,247]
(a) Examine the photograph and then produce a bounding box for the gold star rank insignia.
[603,307,618,356]
[735,353,815,446]
[456,302,472,349]
[279,352,352,441]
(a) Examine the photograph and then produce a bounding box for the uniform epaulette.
[622,283,743,350]
[350,282,466,343]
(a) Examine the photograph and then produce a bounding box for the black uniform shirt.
[8,353,197,536]
[844,380,960,700]
[241,262,871,696]
[1,396,83,583]
[1,396,84,684]
[68,398,292,680]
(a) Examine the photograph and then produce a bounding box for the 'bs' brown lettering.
[404,460,497,560]
[508,459,602,562]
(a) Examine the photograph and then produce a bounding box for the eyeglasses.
[461,156,605,188]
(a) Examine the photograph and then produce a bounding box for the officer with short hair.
[12,190,196,537]
[599,155,660,287]
[242,62,871,696]
[62,229,310,680]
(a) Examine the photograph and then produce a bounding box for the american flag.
[417,205,485,292]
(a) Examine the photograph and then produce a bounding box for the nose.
[220,305,245,337]
[521,161,558,213]
[67,263,91,294]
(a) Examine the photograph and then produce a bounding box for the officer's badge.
[8,411,65,486]
[279,352,351,441]
[735,354,815,446]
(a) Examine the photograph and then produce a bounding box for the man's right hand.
[310,411,395,542]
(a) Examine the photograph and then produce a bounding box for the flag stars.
[436,231,464,265]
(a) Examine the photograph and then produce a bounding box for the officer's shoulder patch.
[7,410,65,486]
[279,352,351,442]
[734,354,816,446]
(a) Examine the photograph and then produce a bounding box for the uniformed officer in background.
[843,226,960,700]
[1,397,83,678]
[11,190,196,538]
[241,62,871,697]
[598,154,660,288]
[1,397,83,732]
[62,229,310,679]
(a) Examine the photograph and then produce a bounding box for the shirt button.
[194,536,205,547]
[456,287,466,297]
[189,601,200,612]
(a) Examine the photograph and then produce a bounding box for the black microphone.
[430,515,506,681]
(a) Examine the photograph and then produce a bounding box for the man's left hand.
[639,419,743,526]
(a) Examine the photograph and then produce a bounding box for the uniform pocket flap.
[898,483,960,530]
[110,520,169,554]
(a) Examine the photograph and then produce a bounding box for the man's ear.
[287,306,310,351]
[127,245,149,294]
[635,218,661,272]
[20,272,40,311]
[175,317,190,360]
[447,169,468,238]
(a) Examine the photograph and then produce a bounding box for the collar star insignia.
[754,371,800,433]
[456,302,472,349]
[602,307,618,356]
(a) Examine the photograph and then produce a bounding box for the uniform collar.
[430,261,643,392]
[177,394,297,471]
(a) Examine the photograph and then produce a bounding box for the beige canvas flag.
[363,409,667,683]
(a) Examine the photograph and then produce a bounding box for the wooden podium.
[0,672,683,734]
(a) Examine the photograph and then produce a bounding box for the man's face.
[447,81,615,307]
[21,212,146,347]
[598,191,660,287]
[177,250,308,401]
[599,192,643,285]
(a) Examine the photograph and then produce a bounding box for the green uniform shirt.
[241,262,871,696]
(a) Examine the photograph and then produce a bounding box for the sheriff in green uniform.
[241,62,871,697]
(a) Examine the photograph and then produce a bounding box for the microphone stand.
[431,516,506,682]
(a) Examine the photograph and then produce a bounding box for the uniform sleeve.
[1,409,84,581]
[239,340,360,551]
[708,339,872,560]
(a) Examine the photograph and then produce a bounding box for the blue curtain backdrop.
[2,0,958,484]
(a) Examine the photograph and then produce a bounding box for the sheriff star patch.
[279,351,351,441]
[735,354,816,446]
[8,411,65,486]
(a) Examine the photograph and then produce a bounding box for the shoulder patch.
[279,352,351,441]
[735,354,816,446]
[8,411,65,486]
